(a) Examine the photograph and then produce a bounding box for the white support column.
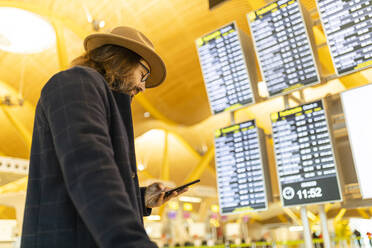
[300,206,313,248]
[319,205,332,248]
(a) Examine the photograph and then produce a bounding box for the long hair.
[71,44,142,93]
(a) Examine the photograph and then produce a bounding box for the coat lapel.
[111,91,137,172]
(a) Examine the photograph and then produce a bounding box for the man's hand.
[144,182,188,208]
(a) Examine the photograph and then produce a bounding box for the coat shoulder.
[41,66,108,97]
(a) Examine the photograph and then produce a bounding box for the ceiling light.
[168,201,179,210]
[179,196,202,203]
[138,163,145,171]
[183,203,193,211]
[144,112,150,118]
[211,204,219,213]
[0,7,56,54]
[99,20,105,29]
[146,215,161,221]
[258,81,269,98]
[91,19,105,31]
[83,4,93,23]
[137,129,164,141]
[289,226,304,232]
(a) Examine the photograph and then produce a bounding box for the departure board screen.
[271,100,342,206]
[317,0,372,75]
[214,120,268,214]
[196,22,255,114]
[248,0,320,97]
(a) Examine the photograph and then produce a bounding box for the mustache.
[112,79,143,97]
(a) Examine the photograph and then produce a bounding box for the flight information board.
[317,0,372,75]
[196,22,257,114]
[214,120,270,214]
[248,0,320,97]
[271,100,342,206]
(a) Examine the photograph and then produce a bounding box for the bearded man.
[21,26,186,248]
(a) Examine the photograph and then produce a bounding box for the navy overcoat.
[21,66,157,248]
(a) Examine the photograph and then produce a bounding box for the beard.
[111,76,135,95]
[113,81,142,103]
[107,72,143,102]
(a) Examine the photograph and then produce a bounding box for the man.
[21,26,186,248]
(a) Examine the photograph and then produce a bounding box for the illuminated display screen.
[341,84,372,199]
[271,100,342,206]
[248,0,320,97]
[317,0,372,75]
[214,120,268,214]
[196,22,255,114]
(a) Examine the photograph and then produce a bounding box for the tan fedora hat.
[84,26,166,88]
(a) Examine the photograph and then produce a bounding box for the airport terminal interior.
[0,0,371,247]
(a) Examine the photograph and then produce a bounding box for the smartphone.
[164,179,200,198]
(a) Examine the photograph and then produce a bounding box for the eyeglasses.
[139,61,151,82]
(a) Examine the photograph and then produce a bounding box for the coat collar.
[111,91,137,171]
[111,91,134,140]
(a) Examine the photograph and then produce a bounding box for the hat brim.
[84,33,166,88]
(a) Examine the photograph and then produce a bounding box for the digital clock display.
[296,187,322,199]
[271,100,342,206]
